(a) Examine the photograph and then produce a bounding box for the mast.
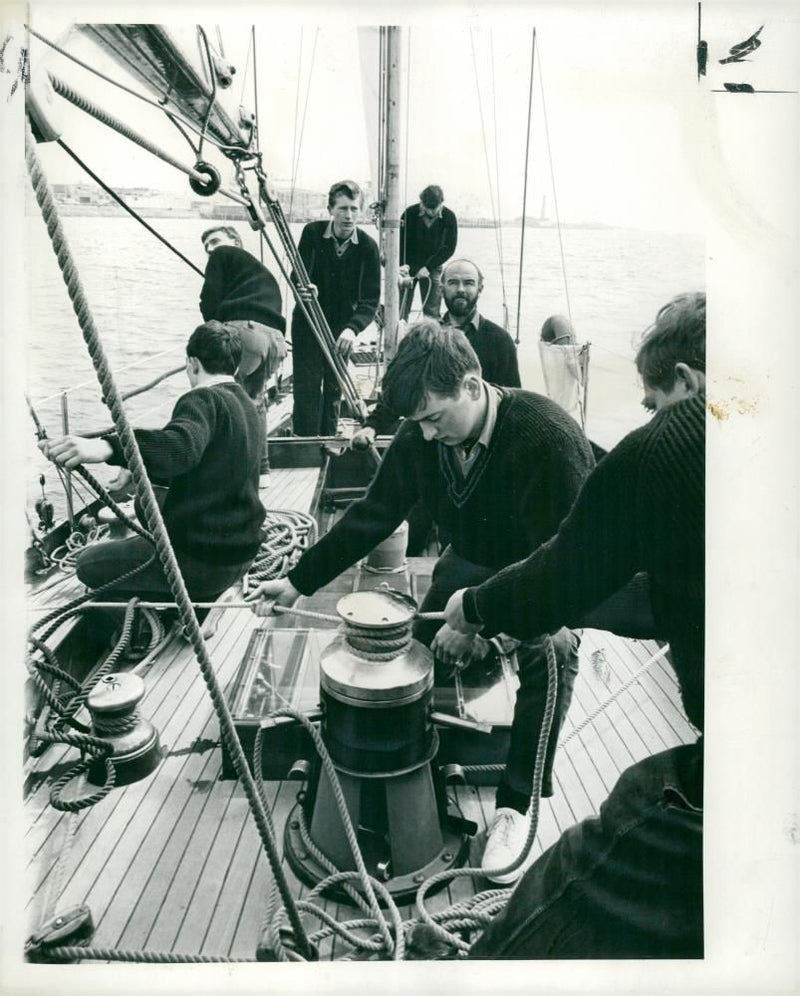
[382,27,402,361]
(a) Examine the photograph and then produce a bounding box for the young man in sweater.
[39,321,266,601]
[444,293,706,957]
[200,225,287,486]
[290,180,381,437]
[352,257,520,450]
[247,321,594,880]
[399,184,458,319]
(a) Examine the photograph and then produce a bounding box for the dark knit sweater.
[364,312,521,434]
[106,382,266,565]
[200,245,286,332]
[291,221,380,340]
[400,204,458,274]
[463,394,705,730]
[289,388,594,594]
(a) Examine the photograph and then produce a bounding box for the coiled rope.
[246,509,317,585]
[25,117,315,961]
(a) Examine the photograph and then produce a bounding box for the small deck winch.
[284,586,472,902]
[86,673,162,787]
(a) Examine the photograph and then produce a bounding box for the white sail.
[357,27,382,205]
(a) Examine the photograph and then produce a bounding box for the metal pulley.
[189,160,221,196]
[86,673,161,787]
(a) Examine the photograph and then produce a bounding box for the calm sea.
[25,215,704,517]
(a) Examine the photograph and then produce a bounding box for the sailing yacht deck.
[25,464,698,960]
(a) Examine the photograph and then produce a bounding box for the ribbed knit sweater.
[106,383,266,565]
[200,245,286,332]
[291,221,380,340]
[463,394,705,730]
[400,204,458,274]
[289,388,594,594]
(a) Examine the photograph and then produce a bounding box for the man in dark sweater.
[39,322,266,600]
[444,293,705,957]
[352,258,519,448]
[399,184,458,319]
[291,180,381,437]
[200,225,287,485]
[247,321,594,881]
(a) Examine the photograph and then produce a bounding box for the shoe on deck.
[481,807,537,886]
[258,472,271,490]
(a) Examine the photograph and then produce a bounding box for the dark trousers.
[292,330,342,437]
[412,546,580,801]
[76,535,249,601]
[469,741,704,959]
[400,266,443,320]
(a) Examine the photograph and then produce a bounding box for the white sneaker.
[258,472,271,490]
[481,807,536,885]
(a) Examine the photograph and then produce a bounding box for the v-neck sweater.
[288,388,595,595]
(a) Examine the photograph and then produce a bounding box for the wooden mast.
[382,26,402,361]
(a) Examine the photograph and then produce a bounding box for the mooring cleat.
[26,904,95,963]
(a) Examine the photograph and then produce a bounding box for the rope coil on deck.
[246,510,317,585]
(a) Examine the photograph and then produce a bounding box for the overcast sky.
[21,2,797,234]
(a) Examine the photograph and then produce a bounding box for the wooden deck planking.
[202,780,282,958]
[25,514,698,961]
[601,638,688,754]
[265,467,321,515]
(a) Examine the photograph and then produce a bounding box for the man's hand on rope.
[335,328,356,362]
[443,587,483,636]
[296,282,318,304]
[351,425,376,451]
[39,435,113,470]
[398,264,414,290]
[245,576,301,618]
[107,468,133,492]
[430,623,490,675]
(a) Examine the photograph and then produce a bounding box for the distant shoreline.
[28,202,618,230]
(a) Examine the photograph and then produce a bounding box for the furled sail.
[79,24,253,155]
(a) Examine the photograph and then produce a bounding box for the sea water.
[24,214,704,517]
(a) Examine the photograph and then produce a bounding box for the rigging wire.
[32,345,186,409]
[489,29,509,330]
[288,28,304,223]
[55,139,205,277]
[468,30,509,327]
[403,28,411,213]
[287,28,319,225]
[515,28,537,346]
[251,25,264,264]
[537,49,573,329]
[239,29,254,106]
[194,27,218,162]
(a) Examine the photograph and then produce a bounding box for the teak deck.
[25,465,698,961]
